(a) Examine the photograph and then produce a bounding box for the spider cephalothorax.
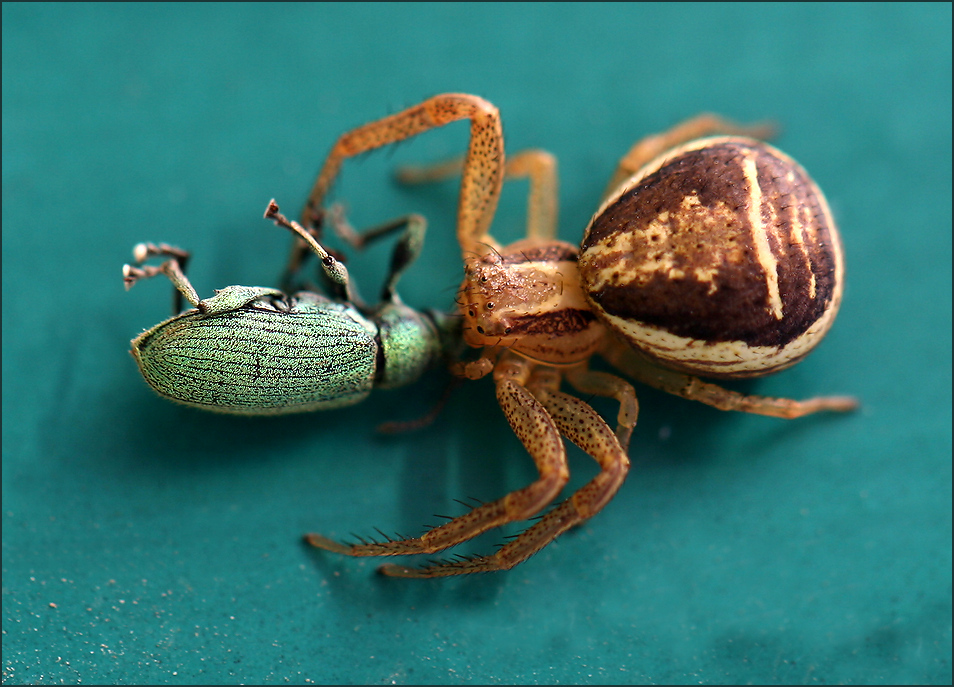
[460,240,605,365]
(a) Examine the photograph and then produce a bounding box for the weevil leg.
[602,114,777,199]
[376,376,464,434]
[603,340,858,418]
[286,94,504,286]
[323,207,429,304]
[397,149,559,243]
[380,364,630,577]
[564,366,639,450]
[305,354,570,562]
[129,241,191,268]
[265,200,359,305]
[122,243,199,313]
[368,214,426,304]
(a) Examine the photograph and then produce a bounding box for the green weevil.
[124,201,459,415]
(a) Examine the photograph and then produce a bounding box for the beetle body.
[132,287,451,414]
[125,206,459,417]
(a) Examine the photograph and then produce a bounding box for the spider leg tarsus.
[303,532,354,555]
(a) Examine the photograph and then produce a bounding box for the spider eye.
[476,326,485,335]
[486,302,494,310]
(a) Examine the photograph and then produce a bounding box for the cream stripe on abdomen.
[743,154,783,320]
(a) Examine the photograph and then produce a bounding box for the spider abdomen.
[579,136,844,379]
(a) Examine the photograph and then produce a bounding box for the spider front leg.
[380,358,631,578]
[286,93,505,286]
[305,352,571,571]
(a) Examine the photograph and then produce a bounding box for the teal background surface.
[3,3,951,684]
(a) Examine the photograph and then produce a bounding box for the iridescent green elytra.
[124,202,459,415]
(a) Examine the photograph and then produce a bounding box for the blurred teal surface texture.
[3,3,951,684]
